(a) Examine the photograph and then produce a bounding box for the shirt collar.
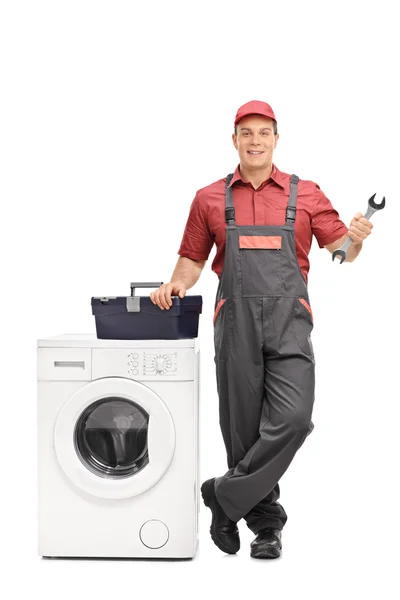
[227,163,287,192]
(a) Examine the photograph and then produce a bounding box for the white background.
[1,0,399,598]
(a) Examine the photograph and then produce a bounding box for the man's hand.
[347,212,374,244]
[150,281,187,310]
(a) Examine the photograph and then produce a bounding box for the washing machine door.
[54,377,175,499]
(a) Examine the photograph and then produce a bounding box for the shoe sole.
[251,546,281,559]
[201,479,239,554]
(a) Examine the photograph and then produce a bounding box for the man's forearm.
[171,256,205,289]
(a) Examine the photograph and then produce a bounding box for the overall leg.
[243,483,287,533]
[240,345,315,531]
[214,297,315,524]
[214,298,265,470]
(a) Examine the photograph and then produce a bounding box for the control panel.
[127,351,178,377]
[92,348,194,381]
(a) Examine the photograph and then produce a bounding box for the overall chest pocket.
[239,235,283,295]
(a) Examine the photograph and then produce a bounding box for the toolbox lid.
[91,282,202,316]
[91,294,203,316]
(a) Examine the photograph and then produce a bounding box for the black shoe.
[250,527,282,559]
[200,478,240,554]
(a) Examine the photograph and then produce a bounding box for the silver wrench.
[332,193,385,264]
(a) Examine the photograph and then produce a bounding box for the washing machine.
[37,334,200,559]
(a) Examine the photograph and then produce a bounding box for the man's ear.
[274,133,279,148]
[232,133,238,149]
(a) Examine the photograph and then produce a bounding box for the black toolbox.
[91,282,203,340]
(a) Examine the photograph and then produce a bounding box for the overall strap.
[286,174,299,225]
[225,173,235,224]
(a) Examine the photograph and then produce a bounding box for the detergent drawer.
[37,348,92,381]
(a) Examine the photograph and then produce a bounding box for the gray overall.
[213,173,315,534]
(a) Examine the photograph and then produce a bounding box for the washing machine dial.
[154,356,168,373]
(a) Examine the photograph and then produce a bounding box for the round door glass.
[74,397,149,478]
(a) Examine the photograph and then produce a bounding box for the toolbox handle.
[130,282,164,296]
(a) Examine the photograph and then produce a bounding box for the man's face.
[232,115,279,170]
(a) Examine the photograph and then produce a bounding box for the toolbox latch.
[126,296,141,312]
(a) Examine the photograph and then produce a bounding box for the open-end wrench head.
[368,193,385,210]
[332,250,346,264]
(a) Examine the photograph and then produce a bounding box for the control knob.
[154,356,168,373]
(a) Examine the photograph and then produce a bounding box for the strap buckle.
[225,207,235,222]
[286,206,296,223]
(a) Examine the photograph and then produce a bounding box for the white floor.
[4,478,399,600]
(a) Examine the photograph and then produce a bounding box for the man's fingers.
[357,219,371,232]
[164,285,173,308]
[151,289,164,308]
[358,217,373,229]
[158,289,167,309]
[159,285,174,309]
[151,284,182,309]
[350,222,372,238]
[348,228,363,244]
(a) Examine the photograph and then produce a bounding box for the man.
[150,100,373,559]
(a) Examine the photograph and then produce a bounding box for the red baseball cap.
[234,100,277,127]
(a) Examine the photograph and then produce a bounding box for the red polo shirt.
[177,163,349,283]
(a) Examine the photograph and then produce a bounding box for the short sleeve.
[311,184,349,249]
[177,191,214,261]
